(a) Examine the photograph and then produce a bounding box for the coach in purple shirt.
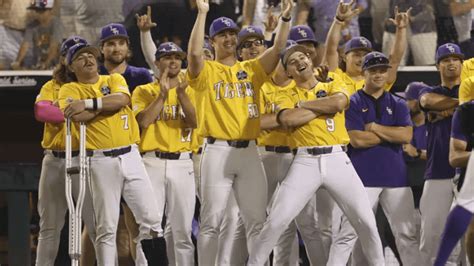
[98,23,153,92]
[342,51,419,266]
[417,43,463,265]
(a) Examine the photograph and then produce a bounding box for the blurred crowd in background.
[0,0,474,71]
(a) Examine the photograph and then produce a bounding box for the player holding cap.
[343,51,419,265]
[247,42,384,266]
[59,43,166,265]
[417,43,463,265]
[186,0,294,264]
[34,36,97,265]
[132,42,197,266]
[434,100,474,265]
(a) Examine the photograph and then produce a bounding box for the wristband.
[281,16,291,22]
[92,98,98,110]
[84,99,94,110]
[97,97,103,110]
[335,16,345,23]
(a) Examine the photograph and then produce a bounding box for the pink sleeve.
[34,100,65,123]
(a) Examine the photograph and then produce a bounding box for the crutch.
[65,119,88,266]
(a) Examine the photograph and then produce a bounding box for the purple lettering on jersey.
[345,90,412,187]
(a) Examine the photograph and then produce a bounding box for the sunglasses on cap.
[241,39,264,49]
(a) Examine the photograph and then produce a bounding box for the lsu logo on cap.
[236,70,248,80]
[221,18,232,27]
[110,26,120,35]
[298,28,308,38]
[246,27,255,33]
[101,86,111,95]
[446,44,456,53]
[359,38,369,47]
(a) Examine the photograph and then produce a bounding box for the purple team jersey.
[99,65,153,92]
[418,85,459,180]
[346,90,412,187]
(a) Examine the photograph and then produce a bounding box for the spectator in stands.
[242,0,281,29]
[0,0,31,70]
[72,0,124,45]
[369,0,390,50]
[11,0,63,70]
[296,0,367,66]
[450,0,474,59]
[383,0,437,66]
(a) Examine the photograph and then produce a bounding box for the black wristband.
[335,16,344,23]
[92,98,98,111]
[281,16,291,22]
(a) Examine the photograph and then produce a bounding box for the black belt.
[102,146,132,157]
[207,137,250,148]
[196,147,203,154]
[154,151,190,160]
[305,145,347,156]
[265,145,292,153]
[51,150,92,158]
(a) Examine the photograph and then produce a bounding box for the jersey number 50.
[248,103,259,119]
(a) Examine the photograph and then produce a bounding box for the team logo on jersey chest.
[101,86,111,95]
[236,70,248,80]
[316,90,327,98]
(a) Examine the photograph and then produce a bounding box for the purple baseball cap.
[209,17,239,38]
[60,36,88,56]
[280,40,310,69]
[362,51,391,71]
[344,37,372,54]
[67,43,100,65]
[28,0,54,10]
[237,26,265,48]
[100,23,129,43]
[155,42,186,60]
[403,82,429,100]
[289,25,317,46]
[435,43,464,64]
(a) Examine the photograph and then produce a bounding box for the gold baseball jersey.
[277,76,350,147]
[36,79,69,150]
[187,59,267,140]
[459,75,474,103]
[132,82,199,153]
[257,79,295,147]
[335,68,393,95]
[461,58,474,82]
[59,73,140,150]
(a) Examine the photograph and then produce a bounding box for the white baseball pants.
[136,153,196,266]
[88,145,162,266]
[248,147,384,266]
[197,140,268,266]
[36,151,96,266]
[457,154,474,213]
[350,187,420,266]
[420,178,461,266]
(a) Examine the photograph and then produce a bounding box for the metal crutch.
[65,119,88,266]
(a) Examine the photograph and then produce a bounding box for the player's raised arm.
[187,0,209,79]
[322,0,360,71]
[258,0,295,75]
[137,6,159,76]
[176,79,197,128]
[386,6,411,84]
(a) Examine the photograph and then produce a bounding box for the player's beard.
[106,54,126,66]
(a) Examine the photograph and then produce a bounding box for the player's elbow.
[400,128,413,144]
[332,94,348,113]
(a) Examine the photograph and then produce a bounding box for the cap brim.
[437,53,464,63]
[100,35,129,43]
[211,28,240,38]
[156,51,187,60]
[237,33,265,48]
[345,47,372,54]
[70,46,101,64]
[295,39,318,46]
[395,92,406,99]
[363,64,392,71]
[282,45,311,68]
[27,6,53,10]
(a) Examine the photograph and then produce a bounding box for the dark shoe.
[141,237,168,265]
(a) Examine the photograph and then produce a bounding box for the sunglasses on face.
[241,39,264,49]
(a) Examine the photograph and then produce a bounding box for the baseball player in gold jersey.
[247,43,384,266]
[132,42,198,266]
[34,36,96,265]
[58,43,166,265]
[187,0,294,264]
